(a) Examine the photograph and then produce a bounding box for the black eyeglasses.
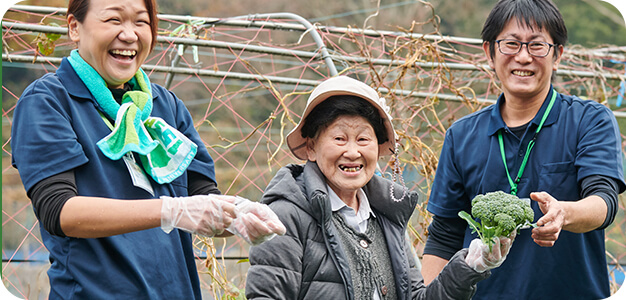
[495,39,556,57]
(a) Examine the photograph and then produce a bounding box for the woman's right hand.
[226,197,287,245]
[160,195,237,237]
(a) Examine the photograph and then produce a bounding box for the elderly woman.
[246,76,513,300]
[10,0,283,298]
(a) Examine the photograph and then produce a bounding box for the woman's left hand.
[227,196,287,245]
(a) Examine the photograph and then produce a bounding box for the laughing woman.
[10,0,283,299]
[246,76,514,300]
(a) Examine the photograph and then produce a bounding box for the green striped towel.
[67,50,197,184]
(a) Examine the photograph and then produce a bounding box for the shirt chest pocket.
[537,161,579,201]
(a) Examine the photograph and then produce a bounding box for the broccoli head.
[459,191,535,250]
[493,213,516,236]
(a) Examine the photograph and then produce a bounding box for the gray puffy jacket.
[246,162,489,300]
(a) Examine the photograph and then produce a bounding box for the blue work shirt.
[11,58,217,300]
[427,87,625,300]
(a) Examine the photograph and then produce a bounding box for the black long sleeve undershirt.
[29,170,220,237]
[423,174,621,260]
[27,170,76,238]
[580,175,619,229]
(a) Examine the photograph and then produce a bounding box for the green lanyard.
[498,90,557,196]
[99,111,115,130]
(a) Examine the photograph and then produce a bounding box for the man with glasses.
[496,39,555,58]
[421,0,625,299]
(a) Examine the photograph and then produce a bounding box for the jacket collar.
[362,173,418,226]
[303,161,418,227]
[487,86,561,136]
[263,161,419,227]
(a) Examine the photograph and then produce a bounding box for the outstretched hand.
[530,191,565,247]
[160,194,286,244]
[465,231,515,273]
[160,194,237,237]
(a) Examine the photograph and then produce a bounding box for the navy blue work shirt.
[427,87,625,300]
[11,58,217,300]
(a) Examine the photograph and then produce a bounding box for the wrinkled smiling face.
[484,18,562,101]
[68,0,152,88]
[306,115,379,202]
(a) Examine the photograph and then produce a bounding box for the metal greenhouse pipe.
[7,5,626,60]
[221,12,338,76]
[4,22,625,80]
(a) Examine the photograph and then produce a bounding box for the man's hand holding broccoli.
[458,191,536,272]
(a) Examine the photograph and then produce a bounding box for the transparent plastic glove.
[465,232,515,273]
[227,196,287,245]
[160,195,236,237]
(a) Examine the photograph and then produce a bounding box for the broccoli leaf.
[458,210,484,241]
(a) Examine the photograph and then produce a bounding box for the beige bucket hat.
[286,76,397,160]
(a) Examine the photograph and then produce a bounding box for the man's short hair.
[481,0,568,60]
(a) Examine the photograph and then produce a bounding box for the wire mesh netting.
[2,3,626,299]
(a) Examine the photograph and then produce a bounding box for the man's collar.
[487,86,560,136]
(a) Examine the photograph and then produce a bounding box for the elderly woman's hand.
[227,196,287,245]
[465,231,515,273]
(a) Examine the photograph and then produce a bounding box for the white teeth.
[110,49,137,57]
[513,70,533,76]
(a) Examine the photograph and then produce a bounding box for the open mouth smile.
[512,70,534,77]
[110,49,137,60]
[339,164,363,172]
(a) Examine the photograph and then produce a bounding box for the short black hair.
[481,0,568,60]
[68,0,159,51]
[300,95,388,145]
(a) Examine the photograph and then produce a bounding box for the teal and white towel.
[67,49,197,184]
